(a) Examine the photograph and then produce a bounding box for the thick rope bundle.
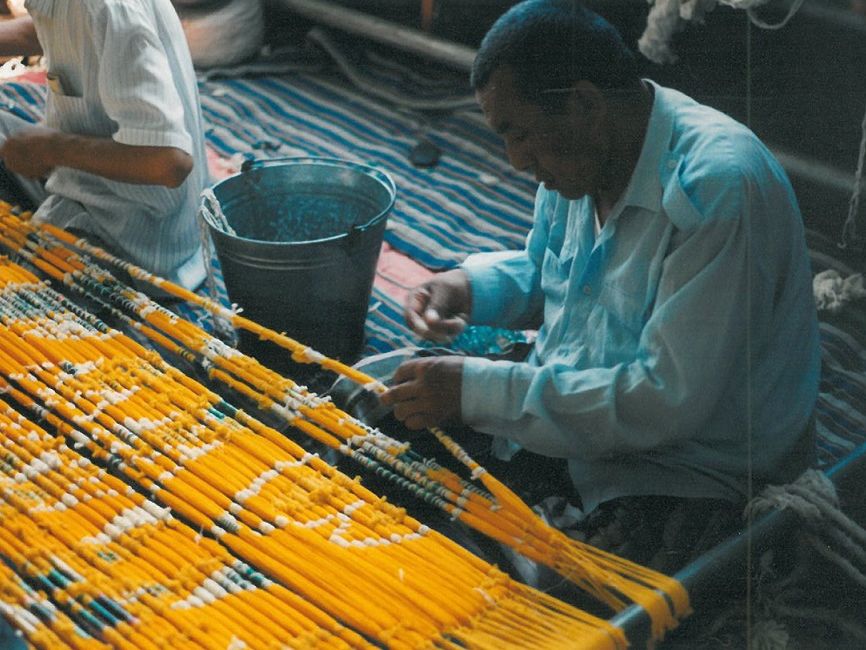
[747,468,866,591]
[730,467,866,647]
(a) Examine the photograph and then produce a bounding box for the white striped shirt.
[26,0,209,289]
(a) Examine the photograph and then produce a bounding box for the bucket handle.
[239,156,396,233]
[199,188,236,236]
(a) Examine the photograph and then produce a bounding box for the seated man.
[382,0,820,572]
[0,0,209,291]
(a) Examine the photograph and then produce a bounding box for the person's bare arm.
[0,16,42,57]
[0,125,193,188]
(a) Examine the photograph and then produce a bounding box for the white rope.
[746,468,866,589]
[199,187,235,236]
[637,0,683,65]
[840,99,866,250]
[637,0,718,64]
[805,532,866,589]
[720,0,807,30]
[813,269,866,313]
[196,191,236,341]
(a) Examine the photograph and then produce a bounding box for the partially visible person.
[0,0,209,291]
[382,0,820,572]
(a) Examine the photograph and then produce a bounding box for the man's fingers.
[407,285,431,309]
[380,356,460,429]
[390,359,423,385]
[393,400,426,427]
[405,287,432,336]
[434,314,467,334]
[405,275,470,341]
[406,309,431,337]
[381,359,426,407]
[406,285,434,312]
[417,315,466,344]
[380,381,415,406]
[391,398,438,430]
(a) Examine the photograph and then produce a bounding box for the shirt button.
[667,159,677,170]
[582,284,592,296]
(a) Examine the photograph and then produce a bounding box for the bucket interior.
[213,161,395,243]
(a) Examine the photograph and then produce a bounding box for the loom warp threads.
[0,236,624,648]
[0,204,690,646]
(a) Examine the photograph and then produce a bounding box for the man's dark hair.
[471,0,639,110]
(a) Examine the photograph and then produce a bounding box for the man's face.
[476,66,605,200]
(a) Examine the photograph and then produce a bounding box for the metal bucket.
[199,156,396,365]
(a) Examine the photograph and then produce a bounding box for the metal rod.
[274,0,477,71]
[771,147,855,195]
[610,440,866,648]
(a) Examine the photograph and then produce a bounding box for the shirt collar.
[618,79,675,214]
[24,0,55,16]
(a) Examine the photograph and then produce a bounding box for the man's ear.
[570,80,607,126]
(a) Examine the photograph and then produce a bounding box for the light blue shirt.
[25,0,209,290]
[460,82,820,512]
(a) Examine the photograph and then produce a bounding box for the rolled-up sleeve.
[89,3,192,153]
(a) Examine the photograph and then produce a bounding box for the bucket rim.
[200,156,397,246]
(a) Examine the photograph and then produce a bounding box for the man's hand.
[380,355,464,430]
[405,269,472,343]
[0,125,59,179]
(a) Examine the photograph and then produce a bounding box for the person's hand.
[405,269,471,343]
[380,355,464,430]
[0,125,60,179]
